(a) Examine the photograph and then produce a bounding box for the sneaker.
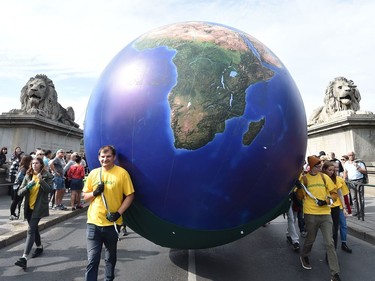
[15,257,27,269]
[52,205,58,210]
[59,205,67,210]
[293,242,300,252]
[300,256,312,270]
[341,243,352,253]
[286,236,293,244]
[31,246,43,258]
[9,215,19,220]
[123,228,129,236]
[331,273,341,281]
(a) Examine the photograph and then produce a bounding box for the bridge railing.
[347,181,375,221]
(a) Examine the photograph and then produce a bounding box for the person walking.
[82,145,135,281]
[286,197,300,252]
[296,155,341,281]
[14,157,53,269]
[332,162,353,253]
[322,161,352,253]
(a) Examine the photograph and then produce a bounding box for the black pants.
[331,206,340,249]
[10,188,23,216]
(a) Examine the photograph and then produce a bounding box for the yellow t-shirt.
[301,173,336,215]
[331,176,349,209]
[29,175,40,210]
[83,165,135,226]
[339,177,350,196]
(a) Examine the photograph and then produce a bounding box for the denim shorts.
[70,179,84,191]
[53,176,65,190]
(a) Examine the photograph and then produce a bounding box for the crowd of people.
[2,144,135,280]
[1,147,89,217]
[2,145,369,280]
[1,146,89,268]
[287,150,368,281]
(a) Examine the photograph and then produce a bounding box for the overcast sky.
[1,0,374,130]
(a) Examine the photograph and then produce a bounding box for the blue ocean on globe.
[84,21,307,248]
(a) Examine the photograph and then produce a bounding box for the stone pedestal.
[0,113,83,155]
[307,114,375,162]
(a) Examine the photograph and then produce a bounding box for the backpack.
[12,169,26,190]
[356,160,369,184]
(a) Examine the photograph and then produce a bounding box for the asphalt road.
[0,214,374,281]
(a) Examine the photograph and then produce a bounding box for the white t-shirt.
[344,161,364,180]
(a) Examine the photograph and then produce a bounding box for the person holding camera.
[295,155,341,281]
[82,145,135,281]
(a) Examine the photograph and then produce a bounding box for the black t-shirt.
[332,158,344,173]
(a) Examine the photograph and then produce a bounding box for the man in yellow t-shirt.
[295,155,341,281]
[83,145,135,281]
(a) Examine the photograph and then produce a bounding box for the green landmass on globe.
[135,22,280,150]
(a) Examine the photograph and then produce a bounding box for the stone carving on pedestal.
[308,76,373,126]
[8,74,79,128]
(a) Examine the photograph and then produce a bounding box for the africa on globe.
[84,21,307,249]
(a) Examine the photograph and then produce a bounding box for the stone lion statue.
[9,74,79,128]
[308,77,372,126]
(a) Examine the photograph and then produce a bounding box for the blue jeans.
[86,223,119,281]
[339,209,348,243]
[53,176,65,190]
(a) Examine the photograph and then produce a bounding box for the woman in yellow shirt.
[15,157,53,269]
[322,161,352,253]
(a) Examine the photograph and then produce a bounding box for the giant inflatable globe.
[84,21,307,249]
